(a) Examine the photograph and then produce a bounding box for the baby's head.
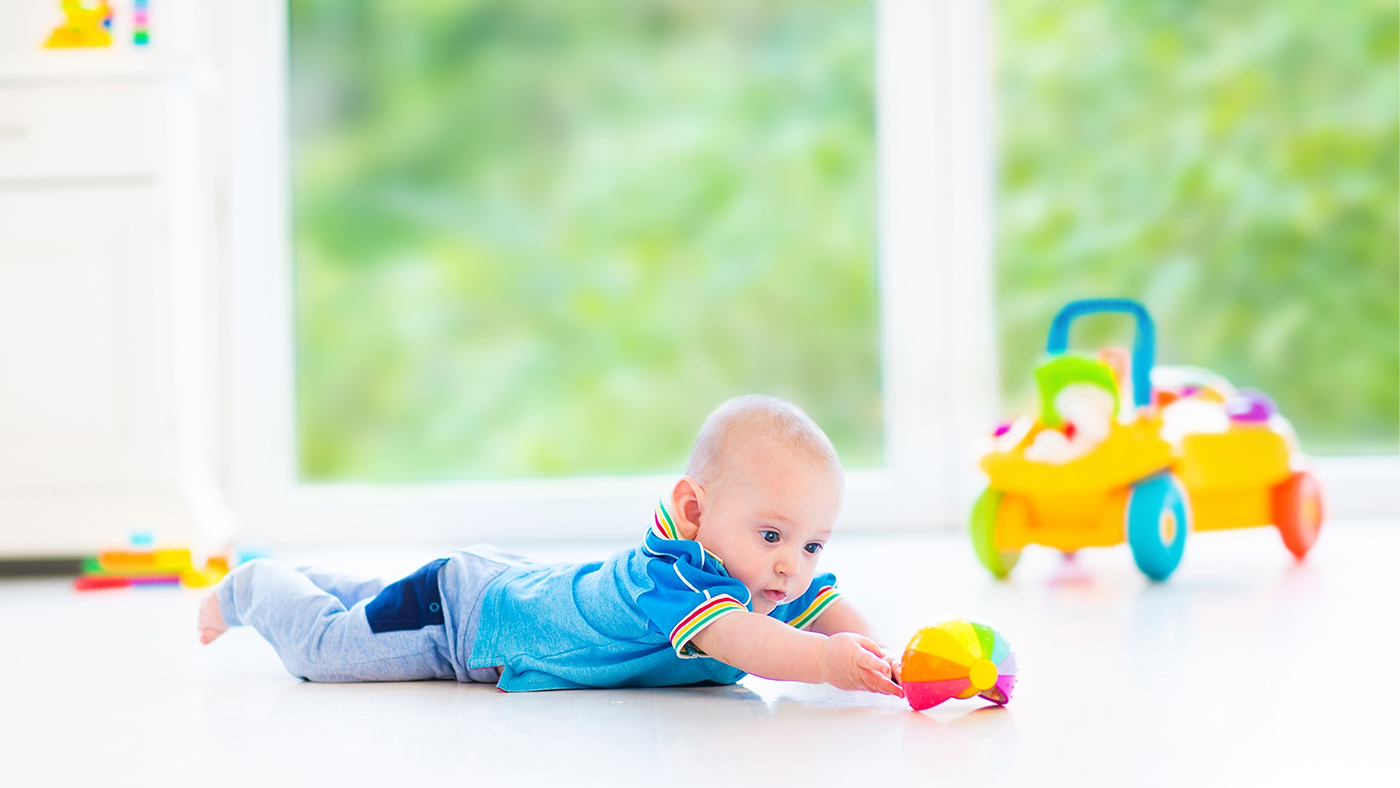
[670,395,845,614]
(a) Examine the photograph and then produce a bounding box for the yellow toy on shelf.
[44,0,114,49]
[973,298,1324,582]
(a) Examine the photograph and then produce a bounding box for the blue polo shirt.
[467,500,843,692]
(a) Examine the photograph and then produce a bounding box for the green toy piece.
[1034,355,1119,428]
[970,488,1020,578]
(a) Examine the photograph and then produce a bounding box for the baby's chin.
[749,597,779,615]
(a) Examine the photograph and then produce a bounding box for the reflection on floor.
[0,522,1394,786]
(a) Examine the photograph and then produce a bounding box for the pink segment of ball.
[904,679,972,711]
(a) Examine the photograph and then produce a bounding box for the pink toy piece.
[130,575,181,586]
[993,674,1016,701]
[904,678,974,711]
[1225,390,1276,423]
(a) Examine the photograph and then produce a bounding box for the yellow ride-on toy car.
[972,298,1325,581]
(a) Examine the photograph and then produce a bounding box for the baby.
[198,395,902,697]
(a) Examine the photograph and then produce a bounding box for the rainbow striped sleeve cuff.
[669,594,747,658]
[786,585,841,630]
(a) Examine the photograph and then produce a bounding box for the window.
[224,1,998,542]
[288,0,882,483]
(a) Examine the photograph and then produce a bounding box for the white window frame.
[220,0,1001,545]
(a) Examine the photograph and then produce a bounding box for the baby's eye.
[804,543,823,554]
[761,530,780,544]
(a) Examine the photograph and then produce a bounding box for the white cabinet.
[0,73,230,556]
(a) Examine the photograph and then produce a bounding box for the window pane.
[994,0,1398,453]
[290,0,880,481]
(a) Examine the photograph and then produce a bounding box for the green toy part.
[970,488,1020,579]
[1034,355,1119,428]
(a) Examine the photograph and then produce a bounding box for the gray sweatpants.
[215,547,523,683]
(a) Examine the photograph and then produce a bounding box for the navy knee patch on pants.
[365,558,447,633]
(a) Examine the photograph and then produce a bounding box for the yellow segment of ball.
[968,658,998,691]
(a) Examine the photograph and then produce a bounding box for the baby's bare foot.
[198,592,228,644]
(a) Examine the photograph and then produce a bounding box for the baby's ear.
[671,477,705,540]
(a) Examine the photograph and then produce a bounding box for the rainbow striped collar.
[651,499,683,540]
[649,498,725,567]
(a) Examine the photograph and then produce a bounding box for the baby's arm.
[809,597,878,639]
[689,611,902,697]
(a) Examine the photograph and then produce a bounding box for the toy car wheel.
[971,487,1020,579]
[1126,474,1189,581]
[1273,471,1324,560]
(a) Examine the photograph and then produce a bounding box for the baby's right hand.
[819,633,904,697]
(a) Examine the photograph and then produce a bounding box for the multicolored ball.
[901,619,1016,710]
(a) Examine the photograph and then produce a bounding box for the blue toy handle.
[1045,298,1155,409]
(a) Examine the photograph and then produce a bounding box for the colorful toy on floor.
[901,619,1016,710]
[74,533,230,591]
[973,298,1325,582]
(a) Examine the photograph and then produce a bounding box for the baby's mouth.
[763,589,788,604]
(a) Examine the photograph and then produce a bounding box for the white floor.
[1,522,1395,787]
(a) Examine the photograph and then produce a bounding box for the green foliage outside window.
[291,0,880,481]
[995,0,1399,453]
[293,0,1395,484]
